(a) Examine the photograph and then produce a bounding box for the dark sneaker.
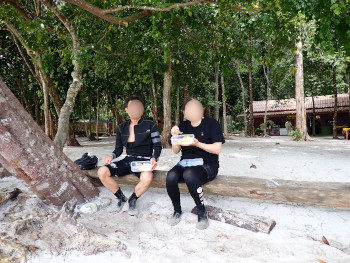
[128,195,138,216]
[168,211,182,226]
[196,209,209,230]
[116,197,127,213]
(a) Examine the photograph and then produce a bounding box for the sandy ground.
[1,135,350,262]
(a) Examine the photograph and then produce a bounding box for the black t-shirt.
[178,117,225,171]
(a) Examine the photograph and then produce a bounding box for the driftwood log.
[191,205,276,234]
[84,168,350,210]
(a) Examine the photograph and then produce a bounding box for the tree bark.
[151,82,159,125]
[38,70,50,137]
[49,111,55,140]
[214,64,219,121]
[262,64,270,137]
[175,86,180,125]
[333,66,338,139]
[6,15,80,147]
[184,85,189,98]
[161,43,172,148]
[248,58,254,136]
[95,87,100,141]
[312,96,316,136]
[294,39,311,141]
[87,95,96,141]
[236,60,247,135]
[220,74,229,138]
[33,89,42,126]
[0,80,98,206]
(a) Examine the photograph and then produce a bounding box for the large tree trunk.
[248,61,254,135]
[236,60,248,135]
[333,67,338,139]
[220,74,229,138]
[87,96,96,141]
[0,80,98,206]
[6,14,80,147]
[262,64,270,137]
[312,96,316,136]
[184,85,189,98]
[175,86,180,125]
[16,76,33,117]
[95,87,100,141]
[214,64,219,121]
[151,82,159,125]
[36,0,83,150]
[38,70,50,137]
[161,43,172,148]
[294,39,311,141]
[49,111,55,140]
[33,88,42,126]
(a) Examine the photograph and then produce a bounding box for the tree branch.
[173,15,216,48]
[62,0,129,26]
[102,0,204,14]
[1,0,33,22]
[10,32,38,81]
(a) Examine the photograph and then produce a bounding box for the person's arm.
[105,126,123,165]
[150,123,162,161]
[172,144,181,154]
[170,125,181,154]
[189,139,222,155]
[187,119,224,155]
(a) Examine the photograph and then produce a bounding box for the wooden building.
[238,94,350,135]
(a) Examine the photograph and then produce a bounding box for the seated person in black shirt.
[98,95,162,216]
[166,97,225,230]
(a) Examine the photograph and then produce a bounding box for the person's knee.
[98,166,111,181]
[140,172,153,185]
[166,170,180,186]
[183,168,196,182]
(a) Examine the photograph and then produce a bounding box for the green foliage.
[289,128,303,141]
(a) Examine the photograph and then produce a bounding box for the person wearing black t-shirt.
[166,97,225,230]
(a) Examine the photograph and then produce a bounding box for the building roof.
[237,94,350,118]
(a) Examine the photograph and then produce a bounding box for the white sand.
[1,135,349,262]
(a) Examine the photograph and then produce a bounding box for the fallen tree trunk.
[191,205,276,234]
[0,80,98,206]
[84,168,350,210]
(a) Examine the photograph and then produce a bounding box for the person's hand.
[171,126,181,136]
[150,158,157,171]
[104,155,114,165]
[186,138,199,147]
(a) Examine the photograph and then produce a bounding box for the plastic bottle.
[178,158,204,167]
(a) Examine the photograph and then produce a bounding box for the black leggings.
[166,164,214,213]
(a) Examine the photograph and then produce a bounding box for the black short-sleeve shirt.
[178,117,225,171]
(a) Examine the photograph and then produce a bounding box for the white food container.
[131,161,153,172]
[171,134,195,145]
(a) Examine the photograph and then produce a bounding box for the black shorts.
[105,156,151,178]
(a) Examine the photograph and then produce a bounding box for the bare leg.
[135,171,153,197]
[346,131,349,140]
[98,166,119,193]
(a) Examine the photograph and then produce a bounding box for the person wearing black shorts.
[166,97,225,230]
[98,95,162,216]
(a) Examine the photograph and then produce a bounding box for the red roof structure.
[238,94,350,118]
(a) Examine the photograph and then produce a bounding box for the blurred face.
[125,99,144,119]
[183,99,204,122]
